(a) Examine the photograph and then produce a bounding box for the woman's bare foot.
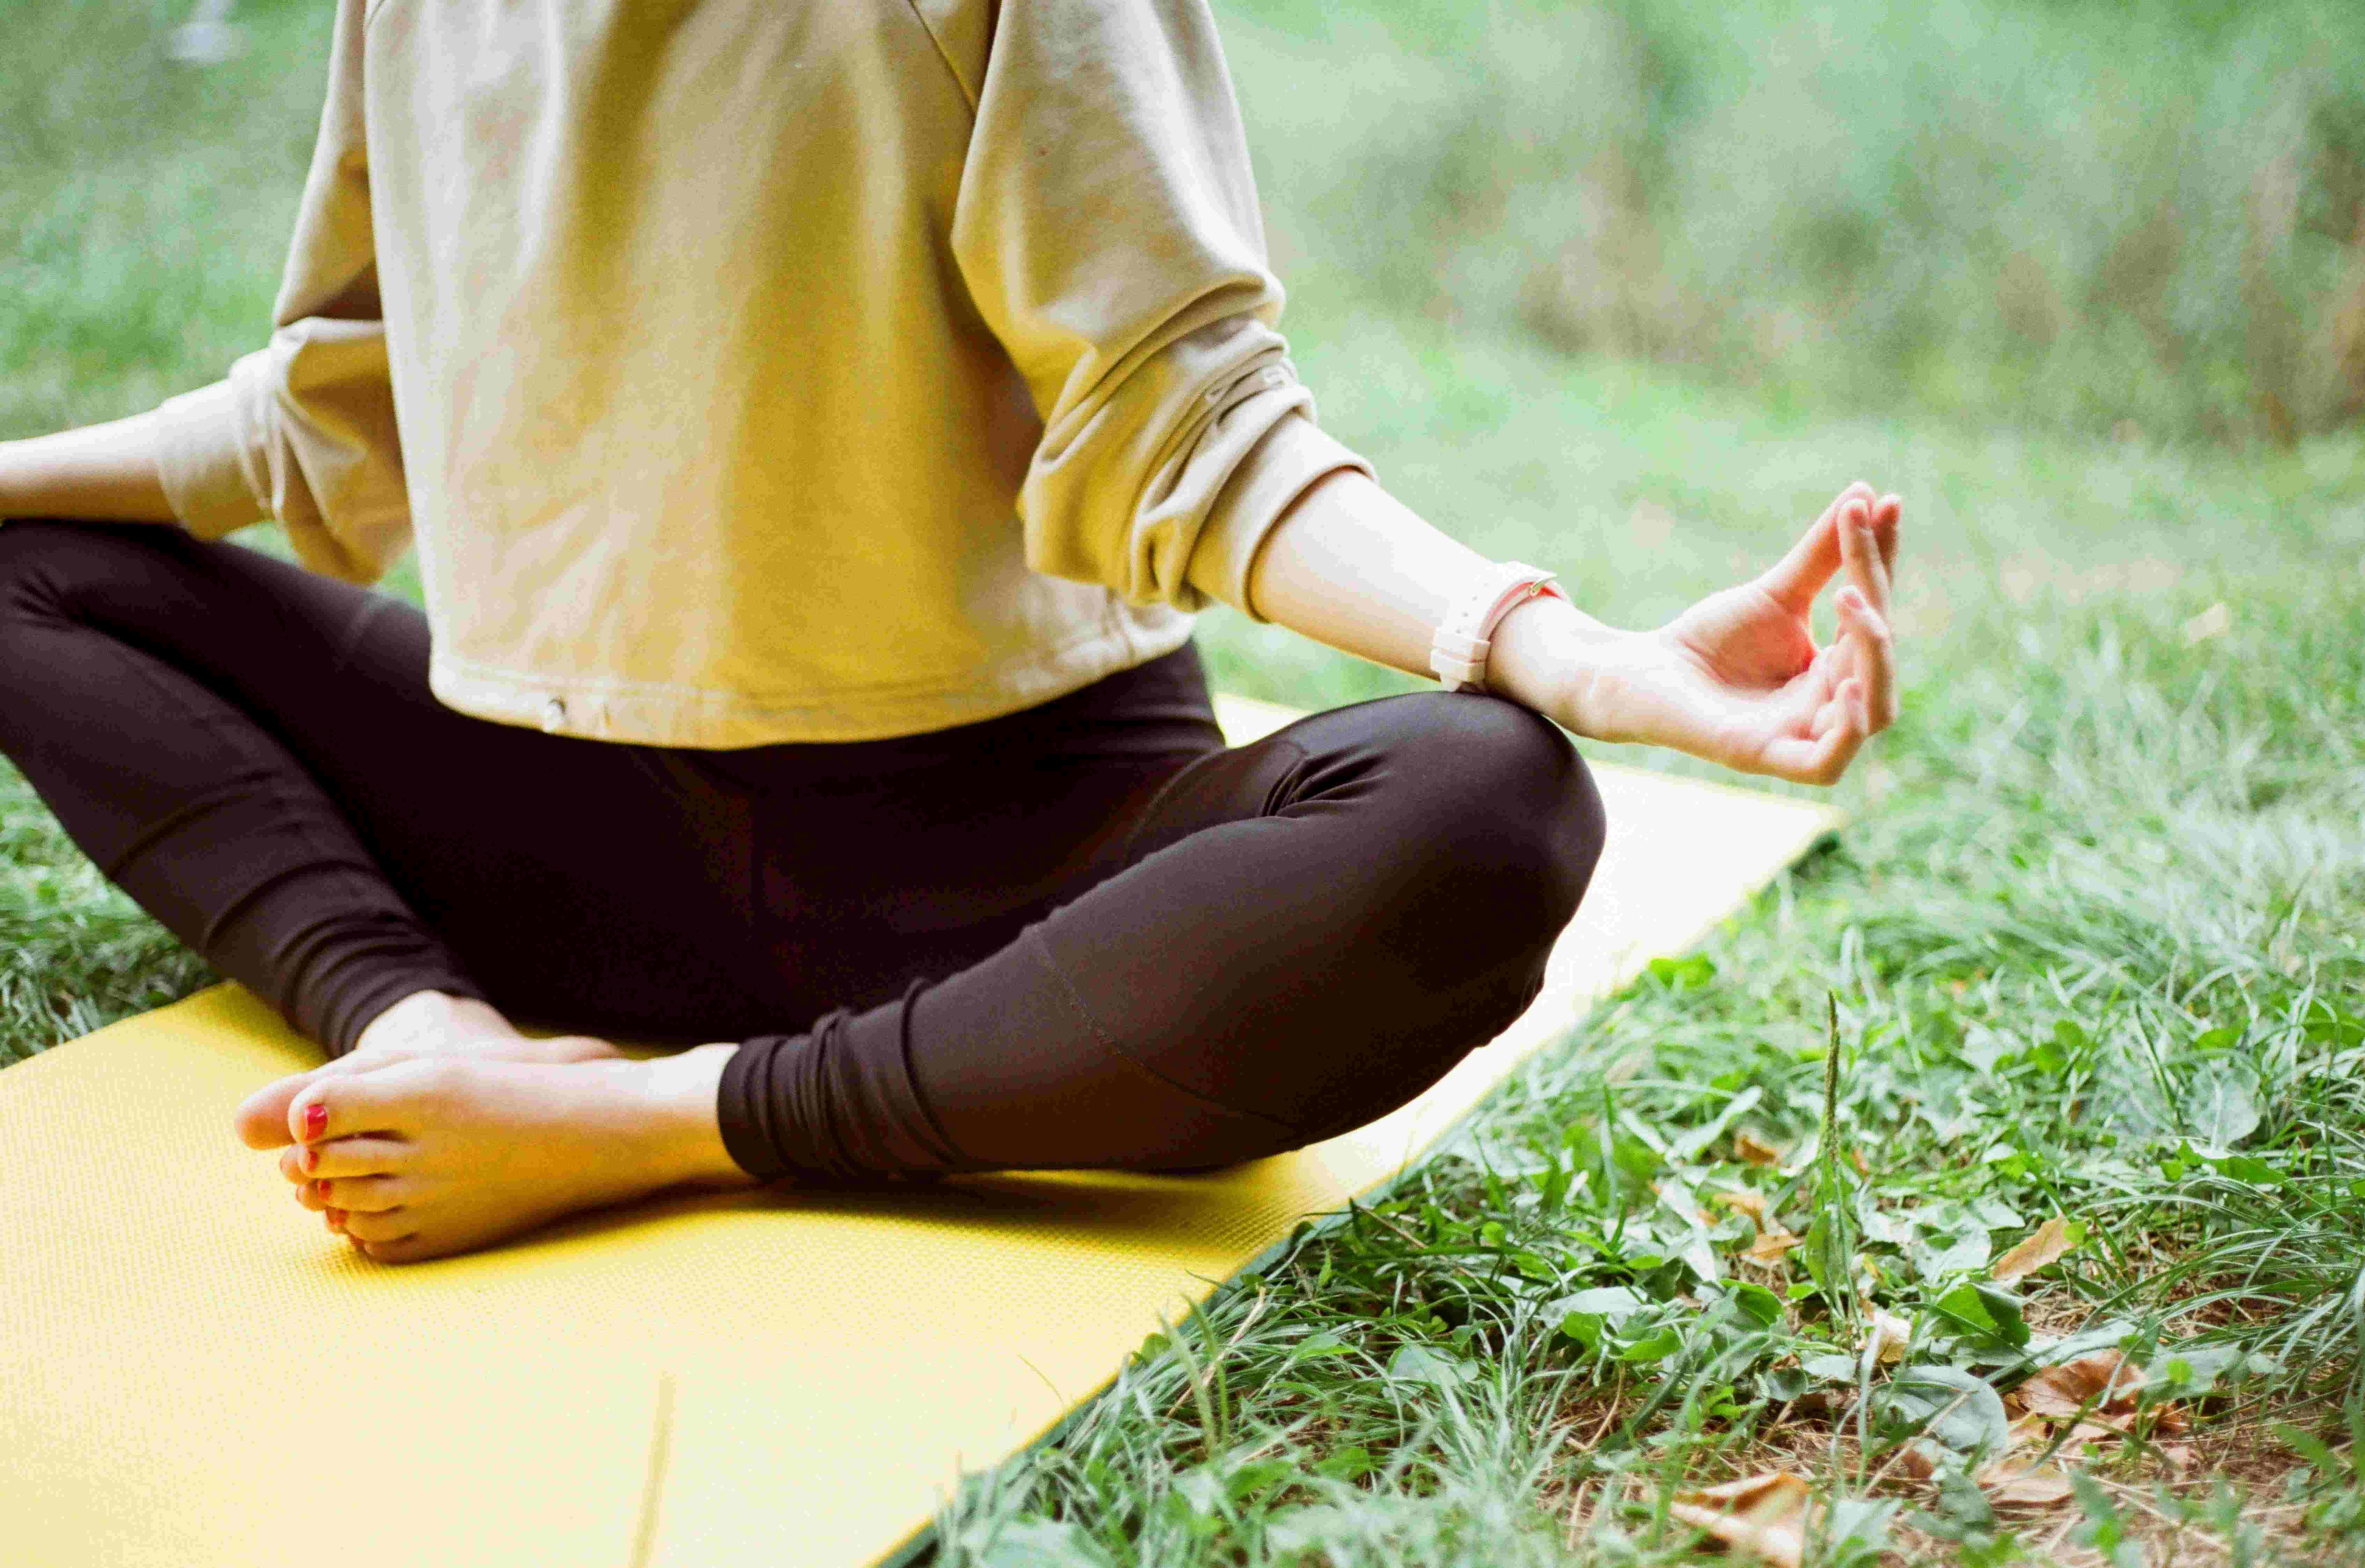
[274,1044,760,1262]
[232,991,622,1151]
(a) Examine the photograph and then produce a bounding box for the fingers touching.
[1757,481,1903,616]
[1836,586,1897,731]
[1870,491,1900,584]
[1839,493,1894,622]
[1757,481,1875,612]
[1755,480,1900,784]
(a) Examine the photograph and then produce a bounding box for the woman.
[0,0,1899,1263]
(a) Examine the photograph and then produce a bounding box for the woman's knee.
[1349,690,1607,946]
[0,519,72,600]
[0,518,155,624]
[0,523,88,674]
[1226,694,1606,1145]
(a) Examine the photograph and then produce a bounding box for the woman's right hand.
[1531,482,1902,786]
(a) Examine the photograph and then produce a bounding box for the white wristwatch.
[1429,562,1566,694]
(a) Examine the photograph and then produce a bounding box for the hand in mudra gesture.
[1575,481,1901,786]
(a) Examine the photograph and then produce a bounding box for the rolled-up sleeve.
[149,0,411,586]
[946,0,1373,619]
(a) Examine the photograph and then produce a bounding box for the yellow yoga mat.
[0,695,1839,1568]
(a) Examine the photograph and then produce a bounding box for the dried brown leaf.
[1991,1216,2078,1284]
[1978,1460,2076,1510]
[2002,1413,2051,1452]
[1667,1472,1813,1568]
[1734,1132,1783,1167]
[1745,1228,1804,1263]
[1714,1189,1773,1229]
[2057,1418,2136,1448]
[1866,1309,1913,1365]
[2017,1351,2144,1419]
[2012,1350,2191,1448]
[1885,1444,1938,1482]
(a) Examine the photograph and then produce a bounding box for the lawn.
[5,1,2365,1563]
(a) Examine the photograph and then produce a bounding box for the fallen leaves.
[1712,1188,1771,1227]
[1667,1472,1814,1567]
[1864,1308,1913,1366]
[1712,1184,1811,1266]
[2003,1348,2195,1475]
[1990,1215,2080,1284]
[2009,1349,2186,1436]
[1977,1456,2076,1510]
[1655,1345,2208,1555]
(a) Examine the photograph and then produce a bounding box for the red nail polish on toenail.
[302,1102,327,1140]
[326,1208,346,1233]
[301,1146,319,1174]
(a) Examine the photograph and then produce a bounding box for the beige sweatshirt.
[149,0,1372,746]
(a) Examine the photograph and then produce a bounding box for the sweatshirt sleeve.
[149,0,411,586]
[944,0,1373,619]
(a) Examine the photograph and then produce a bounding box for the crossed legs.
[0,521,1605,1259]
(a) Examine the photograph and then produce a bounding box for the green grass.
[6,0,2365,1562]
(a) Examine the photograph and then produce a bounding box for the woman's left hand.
[1565,482,1900,786]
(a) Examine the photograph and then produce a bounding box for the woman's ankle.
[638,1043,764,1190]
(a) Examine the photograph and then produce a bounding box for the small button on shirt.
[149,0,1373,747]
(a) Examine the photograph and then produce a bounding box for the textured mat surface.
[0,694,1838,1568]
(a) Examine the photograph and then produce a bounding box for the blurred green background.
[10,0,2365,447]
[1238,0,2365,448]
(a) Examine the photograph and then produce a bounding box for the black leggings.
[0,521,1605,1182]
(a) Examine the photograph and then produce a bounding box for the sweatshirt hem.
[428,614,1199,747]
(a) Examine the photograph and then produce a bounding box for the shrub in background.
[1229,0,2365,446]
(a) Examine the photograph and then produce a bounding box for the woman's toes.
[288,1058,447,1148]
[340,1208,413,1244]
[234,1056,372,1149]
[272,1055,729,1264]
[356,1235,432,1264]
[278,1133,411,1185]
[312,1174,409,1214]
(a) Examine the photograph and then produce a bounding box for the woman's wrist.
[0,415,179,523]
[0,441,28,516]
[1482,591,1636,740]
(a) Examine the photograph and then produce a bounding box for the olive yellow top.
[148,0,1372,745]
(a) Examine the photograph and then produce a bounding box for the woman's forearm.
[0,412,178,522]
[1218,467,1627,735]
